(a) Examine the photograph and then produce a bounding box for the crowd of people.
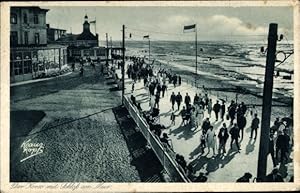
[122,56,293,182]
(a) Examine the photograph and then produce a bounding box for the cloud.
[159,14,292,41]
[205,14,267,37]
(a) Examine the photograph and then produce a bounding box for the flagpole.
[195,24,197,86]
[149,38,151,64]
[95,17,97,35]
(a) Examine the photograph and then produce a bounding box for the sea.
[124,40,294,98]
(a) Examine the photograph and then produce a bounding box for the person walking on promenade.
[237,114,247,140]
[204,93,209,109]
[206,126,216,156]
[230,123,241,152]
[178,75,182,86]
[184,93,191,109]
[154,92,160,109]
[200,97,205,109]
[190,108,197,130]
[218,123,229,154]
[193,94,200,106]
[156,83,162,97]
[221,100,226,121]
[161,83,167,98]
[131,82,135,93]
[197,105,205,127]
[149,82,155,96]
[268,133,277,167]
[213,100,221,121]
[176,92,183,110]
[170,92,176,110]
[207,99,213,118]
[170,111,176,126]
[276,129,290,164]
[202,118,211,134]
[199,130,207,154]
[250,113,260,140]
[180,106,188,126]
[173,75,177,87]
[241,102,247,115]
[228,100,237,125]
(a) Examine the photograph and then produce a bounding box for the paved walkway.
[115,60,293,182]
[10,72,72,87]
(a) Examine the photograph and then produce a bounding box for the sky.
[42,6,294,42]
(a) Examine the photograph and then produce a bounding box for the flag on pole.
[143,35,150,39]
[90,20,96,24]
[183,24,196,33]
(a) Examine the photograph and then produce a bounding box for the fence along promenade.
[123,95,190,182]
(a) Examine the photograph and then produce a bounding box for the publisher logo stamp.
[20,139,44,162]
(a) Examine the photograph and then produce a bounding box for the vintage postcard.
[0,0,299,192]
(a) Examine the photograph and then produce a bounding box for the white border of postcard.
[1,0,299,192]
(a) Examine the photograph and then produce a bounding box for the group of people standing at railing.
[126,55,293,182]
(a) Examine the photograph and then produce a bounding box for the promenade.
[115,59,294,182]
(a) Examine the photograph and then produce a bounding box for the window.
[13,52,23,75]
[24,32,28,45]
[14,61,23,75]
[33,14,39,24]
[23,60,32,74]
[35,33,40,45]
[10,31,18,46]
[23,13,27,24]
[10,13,17,24]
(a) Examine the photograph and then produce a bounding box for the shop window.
[23,60,32,74]
[14,61,23,75]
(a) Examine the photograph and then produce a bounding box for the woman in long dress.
[190,108,197,129]
[206,126,216,156]
[197,105,204,128]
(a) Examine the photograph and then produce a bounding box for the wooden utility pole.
[106,33,108,66]
[257,23,278,181]
[195,24,197,86]
[122,25,125,104]
[148,38,151,64]
[110,36,113,65]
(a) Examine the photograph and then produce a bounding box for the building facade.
[10,6,68,83]
[55,15,107,62]
[10,7,48,46]
[47,24,67,42]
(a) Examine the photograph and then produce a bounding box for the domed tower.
[77,14,98,47]
[83,14,90,32]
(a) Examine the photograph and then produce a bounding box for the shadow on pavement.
[169,123,200,140]
[188,148,239,175]
[245,138,256,155]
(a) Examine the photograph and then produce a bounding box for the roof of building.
[11,44,67,51]
[56,34,79,42]
[12,6,49,12]
[77,30,97,40]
